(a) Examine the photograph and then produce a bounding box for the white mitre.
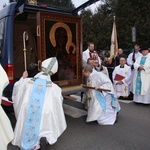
[41,57,58,75]
[32,57,58,85]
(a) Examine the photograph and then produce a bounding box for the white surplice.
[127,52,142,92]
[112,64,131,97]
[133,54,150,104]
[127,52,143,67]
[12,72,67,149]
[86,71,120,125]
[82,49,101,65]
[95,65,109,77]
[0,65,14,150]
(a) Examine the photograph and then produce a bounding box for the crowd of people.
[82,42,150,105]
[82,42,121,126]
[0,42,150,149]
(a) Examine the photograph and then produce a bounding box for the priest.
[127,44,142,93]
[82,42,101,67]
[112,56,131,98]
[133,47,150,104]
[12,57,67,150]
[82,64,120,125]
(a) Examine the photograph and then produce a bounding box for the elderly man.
[82,65,120,125]
[12,57,67,150]
[0,64,14,150]
[133,47,150,104]
[127,44,142,93]
[112,56,131,99]
[114,48,127,66]
[127,44,142,69]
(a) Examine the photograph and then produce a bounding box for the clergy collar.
[120,65,124,68]
[143,54,149,57]
[89,50,94,53]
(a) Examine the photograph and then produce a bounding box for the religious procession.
[1,30,150,150]
[83,41,150,104]
[1,0,150,150]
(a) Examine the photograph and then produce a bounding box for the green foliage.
[81,0,150,51]
[81,0,117,51]
[37,0,75,11]
[116,0,150,48]
[80,9,94,49]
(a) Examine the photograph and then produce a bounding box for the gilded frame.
[37,12,82,87]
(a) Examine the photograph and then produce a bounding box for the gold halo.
[66,43,76,54]
[49,22,76,54]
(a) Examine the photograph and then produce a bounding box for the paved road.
[6,98,150,150]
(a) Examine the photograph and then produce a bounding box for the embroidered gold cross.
[124,87,127,93]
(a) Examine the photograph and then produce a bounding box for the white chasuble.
[12,74,67,149]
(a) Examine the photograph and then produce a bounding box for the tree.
[80,9,95,50]
[81,0,150,52]
[116,0,150,48]
[81,0,117,51]
[37,0,75,11]
[92,0,116,50]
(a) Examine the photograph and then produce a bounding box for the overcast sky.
[0,0,9,10]
[72,0,102,13]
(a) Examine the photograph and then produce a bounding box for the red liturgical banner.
[114,74,125,81]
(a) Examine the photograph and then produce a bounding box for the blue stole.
[135,57,147,94]
[96,91,106,111]
[96,91,120,112]
[21,78,46,150]
[111,94,120,112]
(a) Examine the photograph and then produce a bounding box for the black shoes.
[118,93,133,100]
[40,137,48,150]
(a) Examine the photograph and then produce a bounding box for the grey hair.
[83,64,93,73]
[134,44,140,49]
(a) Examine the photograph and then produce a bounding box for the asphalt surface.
[5,98,150,150]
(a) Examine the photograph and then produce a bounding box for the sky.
[0,0,102,12]
[0,0,9,10]
[72,0,102,13]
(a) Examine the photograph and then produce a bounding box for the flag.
[109,16,118,64]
